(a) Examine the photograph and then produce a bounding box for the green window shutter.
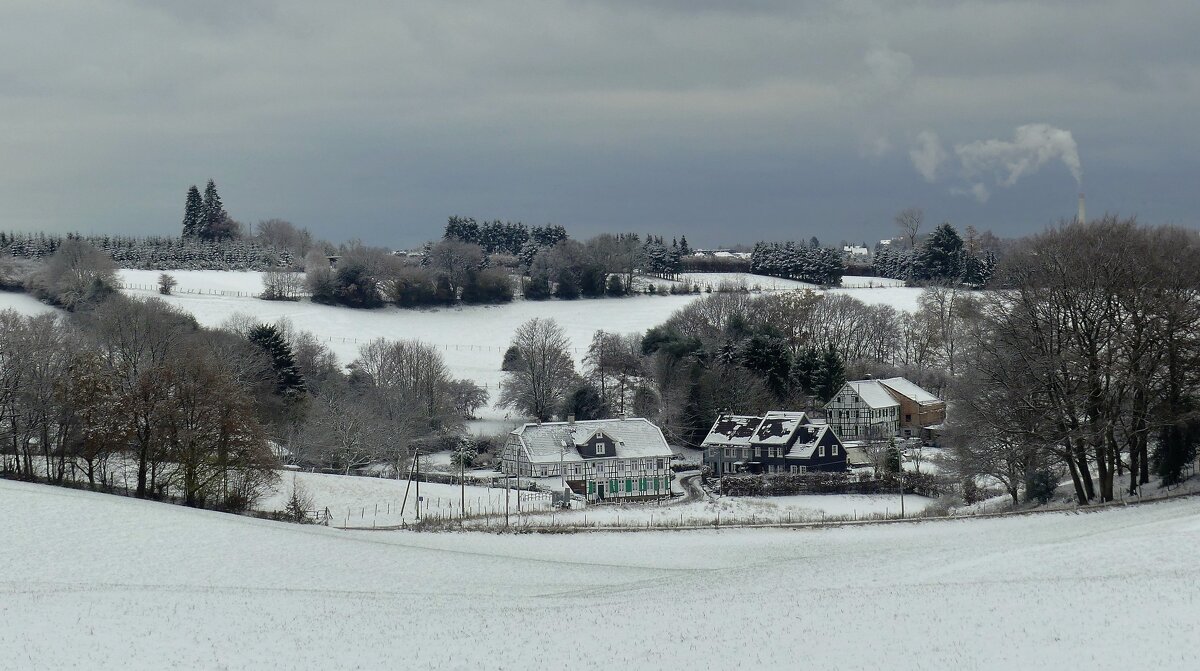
[588,481,595,494]
[625,479,633,493]
[654,477,660,491]
[639,478,647,491]
[610,479,617,493]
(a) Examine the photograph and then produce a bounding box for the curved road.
[674,470,714,504]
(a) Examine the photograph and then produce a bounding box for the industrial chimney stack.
[1077,193,1086,224]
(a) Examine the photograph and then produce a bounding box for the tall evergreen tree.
[248,324,306,398]
[182,186,203,238]
[913,222,964,282]
[814,345,846,402]
[200,179,227,241]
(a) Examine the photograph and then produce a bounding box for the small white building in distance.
[843,245,869,257]
[500,417,674,502]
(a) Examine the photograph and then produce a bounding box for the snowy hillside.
[104,270,925,425]
[4,271,924,426]
[3,478,1197,669]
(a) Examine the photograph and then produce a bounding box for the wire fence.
[120,282,264,298]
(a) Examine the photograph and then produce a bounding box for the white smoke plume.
[909,123,1083,202]
[909,130,947,182]
[955,123,1082,187]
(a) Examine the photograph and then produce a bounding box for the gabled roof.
[843,381,901,409]
[784,424,836,459]
[512,418,672,464]
[701,415,761,446]
[752,411,809,446]
[878,377,942,405]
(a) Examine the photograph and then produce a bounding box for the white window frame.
[818,445,826,457]
[596,443,606,455]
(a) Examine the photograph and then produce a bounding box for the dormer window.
[596,442,606,455]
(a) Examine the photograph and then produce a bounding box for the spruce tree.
[200,179,226,241]
[248,324,306,398]
[182,186,203,237]
[814,345,846,402]
[913,222,964,282]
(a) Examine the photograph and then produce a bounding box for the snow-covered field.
[0,291,55,315]
[490,491,933,528]
[4,477,1197,669]
[261,470,553,526]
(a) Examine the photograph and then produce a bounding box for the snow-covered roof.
[844,381,900,408]
[512,418,672,465]
[752,411,809,446]
[878,377,942,405]
[784,425,833,459]
[844,446,873,467]
[701,415,762,446]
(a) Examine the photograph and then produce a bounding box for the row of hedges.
[720,471,942,498]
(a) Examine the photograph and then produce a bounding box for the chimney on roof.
[568,414,575,425]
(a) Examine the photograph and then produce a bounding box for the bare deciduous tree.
[499,318,578,421]
[894,207,923,249]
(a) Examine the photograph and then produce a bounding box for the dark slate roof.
[701,414,762,447]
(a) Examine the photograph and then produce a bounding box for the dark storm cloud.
[0,0,1196,247]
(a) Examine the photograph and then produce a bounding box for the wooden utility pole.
[415,451,421,520]
[459,446,466,523]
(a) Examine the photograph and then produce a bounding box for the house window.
[741,448,749,459]
[540,466,548,476]
[905,414,912,422]
[596,443,606,455]
[798,465,807,473]
[790,465,797,473]
[596,463,604,474]
[837,397,842,404]
[657,459,664,469]
[819,446,826,457]
[753,446,761,458]
[832,445,839,456]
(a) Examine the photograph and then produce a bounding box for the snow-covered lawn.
[3,477,1197,669]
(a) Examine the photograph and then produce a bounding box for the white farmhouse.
[500,417,674,502]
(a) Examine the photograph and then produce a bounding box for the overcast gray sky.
[2,0,1196,247]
